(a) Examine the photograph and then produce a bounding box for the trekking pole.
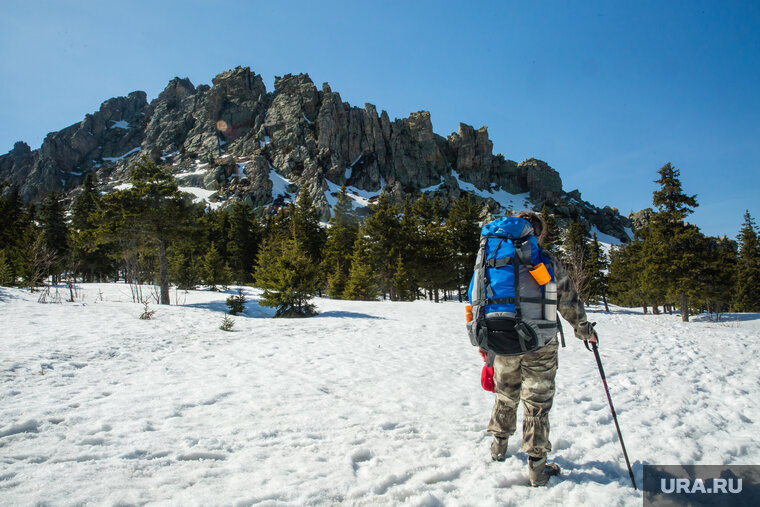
[589,341,637,490]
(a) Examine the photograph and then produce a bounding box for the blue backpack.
[467,217,561,363]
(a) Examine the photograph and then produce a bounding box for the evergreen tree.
[0,249,11,286]
[563,219,590,303]
[648,163,701,321]
[608,240,646,311]
[254,231,320,317]
[699,235,737,317]
[540,204,561,251]
[92,156,190,304]
[38,191,69,283]
[447,194,482,301]
[411,194,454,302]
[322,186,358,299]
[168,246,201,290]
[70,173,113,282]
[397,195,419,298]
[363,192,401,299]
[391,254,415,301]
[292,190,327,264]
[203,242,230,290]
[227,200,261,283]
[71,173,99,231]
[0,185,32,285]
[585,233,610,310]
[734,210,760,311]
[343,227,379,301]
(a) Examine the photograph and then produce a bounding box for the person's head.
[516,211,546,243]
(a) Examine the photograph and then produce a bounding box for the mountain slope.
[0,67,630,240]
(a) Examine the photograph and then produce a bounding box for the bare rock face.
[0,92,148,200]
[517,158,563,201]
[0,66,632,241]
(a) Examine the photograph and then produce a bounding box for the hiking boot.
[490,436,508,461]
[528,456,560,486]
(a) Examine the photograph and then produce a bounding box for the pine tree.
[92,156,190,304]
[363,192,401,299]
[734,211,760,311]
[648,163,701,321]
[699,235,737,317]
[0,249,12,286]
[203,242,229,290]
[70,173,113,282]
[227,200,261,283]
[540,204,561,251]
[254,232,320,317]
[609,241,645,309]
[38,191,69,283]
[71,173,100,231]
[391,254,415,301]
[585,233,610,310]
[411,194,454,302]
[343,227,379,301]
[322,186,358,299]
[564,219,590,303]
[447,194,482,301]
[292,190,327,264]
[0,185,31,285]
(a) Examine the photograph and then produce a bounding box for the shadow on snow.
[314,310,385,320]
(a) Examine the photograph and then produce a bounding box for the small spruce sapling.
[220,312,235,331]
[226,288,246,315]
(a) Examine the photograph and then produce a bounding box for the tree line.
[2,158,757,320]
[605,163,760,320]
[0,157,489,311]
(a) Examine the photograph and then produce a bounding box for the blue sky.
[1,0,758,238]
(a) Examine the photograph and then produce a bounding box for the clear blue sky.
[1,0,758,238]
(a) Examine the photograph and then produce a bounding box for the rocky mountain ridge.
[0,66,631,241]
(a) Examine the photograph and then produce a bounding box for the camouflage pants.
[487,340,558,458]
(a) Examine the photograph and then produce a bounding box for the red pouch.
[481,365,495,392]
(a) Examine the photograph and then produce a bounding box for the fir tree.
[447,194,482,301]
[203,242,229,290]
[71,173,100,231]
[38,191,69,283]
[539,204,561,251]
[226,200,261,284]
[322,186,358,299]
[648,163,702,321]
[92,156,190,304]
[391,254,415,301]
[608,240,646,311]
[343,227,379,301]
[585,233,610,310]
[411,194,454,302]
[70,173,112,282]
[734,210,760,311]
[699,235,737,317]
[254,222,320,317]
[0,186,31,285]
[0,249,12,286]
[363,192,401,299]
[292,190,327,264]
[564,219,590,303]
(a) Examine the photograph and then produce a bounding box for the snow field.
[1,284,759,505]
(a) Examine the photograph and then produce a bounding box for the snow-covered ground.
[1,284,758,505]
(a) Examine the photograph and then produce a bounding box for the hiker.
[467,211,598,487]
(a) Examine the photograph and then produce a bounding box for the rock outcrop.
[0,66,631,241]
